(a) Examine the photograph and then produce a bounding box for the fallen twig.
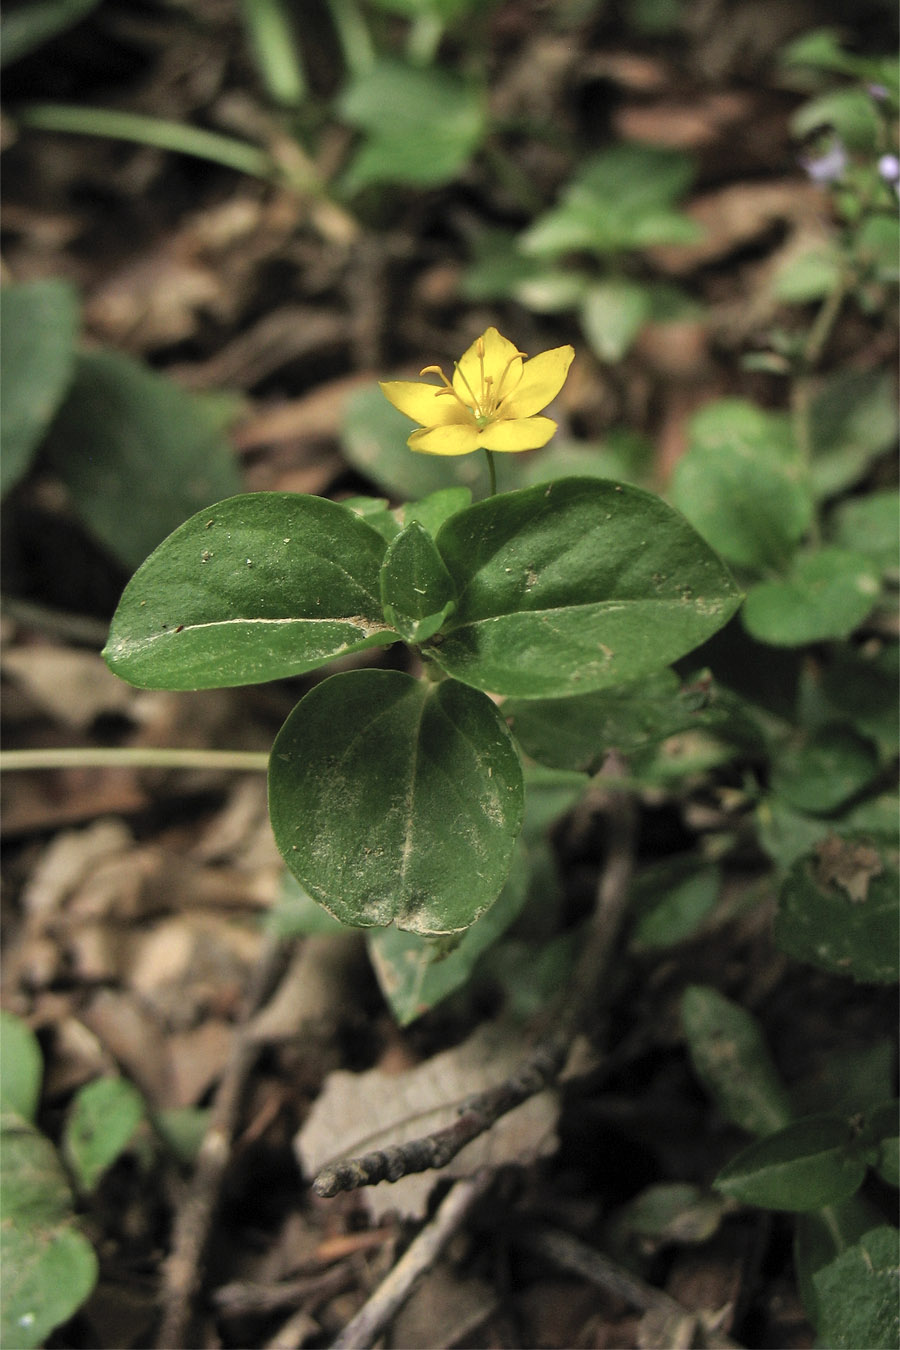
[156,933,292,1349]
[329,1170,494,1350]
[514,1223,743,1350]
[313,757,637,1197]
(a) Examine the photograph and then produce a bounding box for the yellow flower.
[379,326,574,456]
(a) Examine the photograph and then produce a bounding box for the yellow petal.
[453,327,523,406]
[379,380,469,427]
[408,424,483,456]
[479,416,557,452]
[500,345,574,419]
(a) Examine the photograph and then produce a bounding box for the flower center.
[420,337,527,426]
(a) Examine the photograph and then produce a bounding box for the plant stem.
[0,748,269,773]
[484,448,497,497]
[16,104,279,181]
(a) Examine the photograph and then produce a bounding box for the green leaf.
[506,669,760,772]
[0,0,101,67]
[631,860,721,949]
[269,670,524,935]
[756,791,899,871]
[461,227,542,302]
[808,371,899,499]
[682,986,793,1137]
[857,214,900,284]
[153,1107,211,1166]
[795,1043,897,1119]
[771,247,843,303]
[430,478,742,698]
[829,490,900,572]
[714,1115,867,1210]
[792,88,881,151]
[0,1012,43,1121]
[0,279,79,495]
[670,400,811,570]
[400,487,472,536]
[103,493,396,689]
[0,1114,98,1348]
[367,843,531,1024]
[771,726,879,815]
[780,28,860,76]
[742,549,880,646]
[794,1195,888,1329]
[44,349,242,570]
[339,59,486,190]
[820,644,899,757]
[520,145,698,257]
[612,1182,728,1249]
[775,836,899,984]
[63,1077,145,1193]
[580,279,651,362]
[813,1227,900,1350]
[379,521,457,642]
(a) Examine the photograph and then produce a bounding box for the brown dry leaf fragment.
[814,835,884,904]
[81,989,171,1104]
[297,1023,559,1221]
[167,1019,235,1108]
[647,180,827,274]
[615,91,750,149]
[20,819,134,921]
[3,645,136,728]
[247,934,366,1046]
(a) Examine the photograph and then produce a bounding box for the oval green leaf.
[743,548,880,646]
[0,1115,98,1348]
[1,278,79,496]
[670,400,812,570]
[269,670,525,934]
[714,1114,866,1210]
[0,1012,43,1121]
[430,478,742,698]
[45,349,243,570]
[104,493,396,689]
[63,1077,145,1193]
[682,985,793,1137]
[379,520,457,643]
[771,725,879,815]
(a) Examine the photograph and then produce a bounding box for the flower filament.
[420,336,527,429]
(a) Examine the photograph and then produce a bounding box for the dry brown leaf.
[296,1023,559,1220]
[647,180,826,274]
[2,644,137,728]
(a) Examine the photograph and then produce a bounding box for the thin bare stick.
[330,1170,494,1350]
[514,1223,743,1350]
[313,761,637,1197]
[0,747,268,773]
[156,934,292,1349]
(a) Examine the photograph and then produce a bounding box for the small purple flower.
[877,153,900,184]
[868,83,889,101]
[800,140,848,184]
